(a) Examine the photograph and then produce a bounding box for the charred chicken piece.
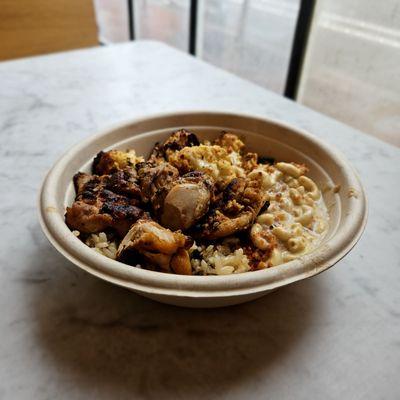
[137,161,214,231]
[117,219,192,275]
[74,169,142,203]
[147,142,166,165]
[197,209,254,240]
[136,162,179,215]
[160,171,214,231]
[193,175,268,240]
[73,172,94,194]
[66,171,144,236]
[66,201,113,234]
[105,169,142,198]
[92,149,142,175]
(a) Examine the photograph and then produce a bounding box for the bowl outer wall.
[38,111,368,306]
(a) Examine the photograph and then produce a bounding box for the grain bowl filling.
[66,130,329,276]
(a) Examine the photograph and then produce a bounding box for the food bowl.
[39,111,367,308]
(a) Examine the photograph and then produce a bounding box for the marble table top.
[0,41,399,400]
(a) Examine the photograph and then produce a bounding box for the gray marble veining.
[0,41,399,400]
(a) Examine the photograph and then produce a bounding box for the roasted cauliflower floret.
[214,132,245,153]
[93,149,144,175]
[146,129,200,166]
[169,144,244,188]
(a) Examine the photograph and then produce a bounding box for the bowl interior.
[64,126,341,242]
[41,112,366,298]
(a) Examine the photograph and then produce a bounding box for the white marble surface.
[0,41,399,400]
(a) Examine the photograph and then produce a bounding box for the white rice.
[75,231,250,275]
[189,241,250,275]
[84,232,118,259]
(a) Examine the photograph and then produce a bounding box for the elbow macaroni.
[250,162,329,266]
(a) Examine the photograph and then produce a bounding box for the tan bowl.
[39,112,367,308]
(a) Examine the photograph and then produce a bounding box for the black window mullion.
[284,0,316,99]
[189,0,198,55]
[128,0,135,41]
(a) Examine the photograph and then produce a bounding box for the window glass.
[94,0,130,43]
[135,0,190,51]
[298,0,400,146]
[199,0,300,93]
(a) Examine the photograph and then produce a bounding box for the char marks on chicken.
[66,155,145,236]
[136,161,180,216]
[192,174,268,240]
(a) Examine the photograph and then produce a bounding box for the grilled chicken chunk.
[66,201,113,234]
[137,160,213,231]
[147,143,165,165]
[137,161,180,215]
[117,219,192,274]
[160,171,213,231]
[66,170,144,236]
[105,169,142,198]
[193,174,268,240]
[74,169,142,202]
[73,171,93,194]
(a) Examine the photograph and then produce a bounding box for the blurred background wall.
[0,0,98,61]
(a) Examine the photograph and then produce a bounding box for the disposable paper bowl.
[39,112,367,307]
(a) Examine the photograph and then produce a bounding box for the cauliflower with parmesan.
[93,149,144,175]
[168,144,245,187]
